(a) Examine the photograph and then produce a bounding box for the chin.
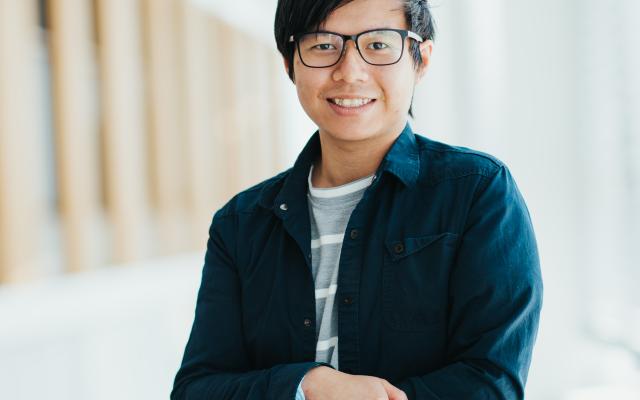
[323,126,380,142]
[321,117,372,134]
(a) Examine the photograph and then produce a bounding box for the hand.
[301,366,408,400]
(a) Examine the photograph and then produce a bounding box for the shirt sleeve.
[170,211,331,400]
[394,165,543,400]
[295,375,306,400]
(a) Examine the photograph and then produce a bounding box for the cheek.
[295,70,329,105]
[381,78,415,113]
[296,79,318,107]
[382,65,417,112]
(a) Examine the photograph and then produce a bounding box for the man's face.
[288,0,432,144]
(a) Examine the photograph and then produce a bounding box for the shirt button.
[279,203,288,211]
[394,242,405,254]
[372,174,377,181]
[303,318,312,328]
[343,297,353,305]
[350,229,359,239]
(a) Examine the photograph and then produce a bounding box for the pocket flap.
[385,232,457,262]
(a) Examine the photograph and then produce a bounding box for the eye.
[311,43,337,51]
[368,42,389,50]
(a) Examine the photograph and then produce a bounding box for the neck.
[311,125,405,188]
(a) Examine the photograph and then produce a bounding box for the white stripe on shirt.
[308,164,374,198]
[316,336,339,352]
[311,234,343,249]
[315,284,338,299]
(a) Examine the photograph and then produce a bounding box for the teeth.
[331,98,372,108]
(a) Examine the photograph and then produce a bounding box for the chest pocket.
[383,232,459,331]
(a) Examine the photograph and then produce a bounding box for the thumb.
[379,379,408,400]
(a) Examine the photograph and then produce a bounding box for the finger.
[380,379,408,400]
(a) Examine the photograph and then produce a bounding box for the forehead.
[319,0,408,34]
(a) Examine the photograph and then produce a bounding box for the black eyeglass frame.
[288,28,424,68]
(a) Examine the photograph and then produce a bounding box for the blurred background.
[0,0,638,399]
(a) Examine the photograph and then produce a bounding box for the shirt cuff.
[295,375,306,400]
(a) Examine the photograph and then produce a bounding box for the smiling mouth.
[327,98,375,108]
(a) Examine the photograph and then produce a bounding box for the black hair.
[274,0,436,117]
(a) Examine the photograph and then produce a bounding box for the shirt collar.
[260,122,420,211]
[378,122,421,187]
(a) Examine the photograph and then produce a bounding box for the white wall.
[0,254,202,400]
[412,1,640,399]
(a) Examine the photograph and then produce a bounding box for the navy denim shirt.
[171,123,543,400]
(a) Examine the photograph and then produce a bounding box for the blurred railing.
[0,0,286,283]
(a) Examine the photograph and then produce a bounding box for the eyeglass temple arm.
[289,31,423,43]
[407,31,424,42]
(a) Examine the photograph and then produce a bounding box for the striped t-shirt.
[306,164,375,369]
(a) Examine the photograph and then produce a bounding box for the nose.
[332,40,369,83]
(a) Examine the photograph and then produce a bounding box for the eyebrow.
[310,26,397,36]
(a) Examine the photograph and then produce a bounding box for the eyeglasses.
[288,28,423,68]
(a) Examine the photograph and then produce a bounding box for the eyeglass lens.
[298,30,404,67]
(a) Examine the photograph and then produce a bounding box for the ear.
[415,40,433,84]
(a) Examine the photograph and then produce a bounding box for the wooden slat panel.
[94,0,149,263]
[231,34,281,188]
[141,0,189,255]
[47,0,101,273]
[232,31,257,191]
[268,51,288,172]
[217,21,243,195]
[0,0,45,282]
[180,6,224,246]
[247,40,276,183]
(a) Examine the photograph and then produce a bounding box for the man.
[171,0,543,399]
